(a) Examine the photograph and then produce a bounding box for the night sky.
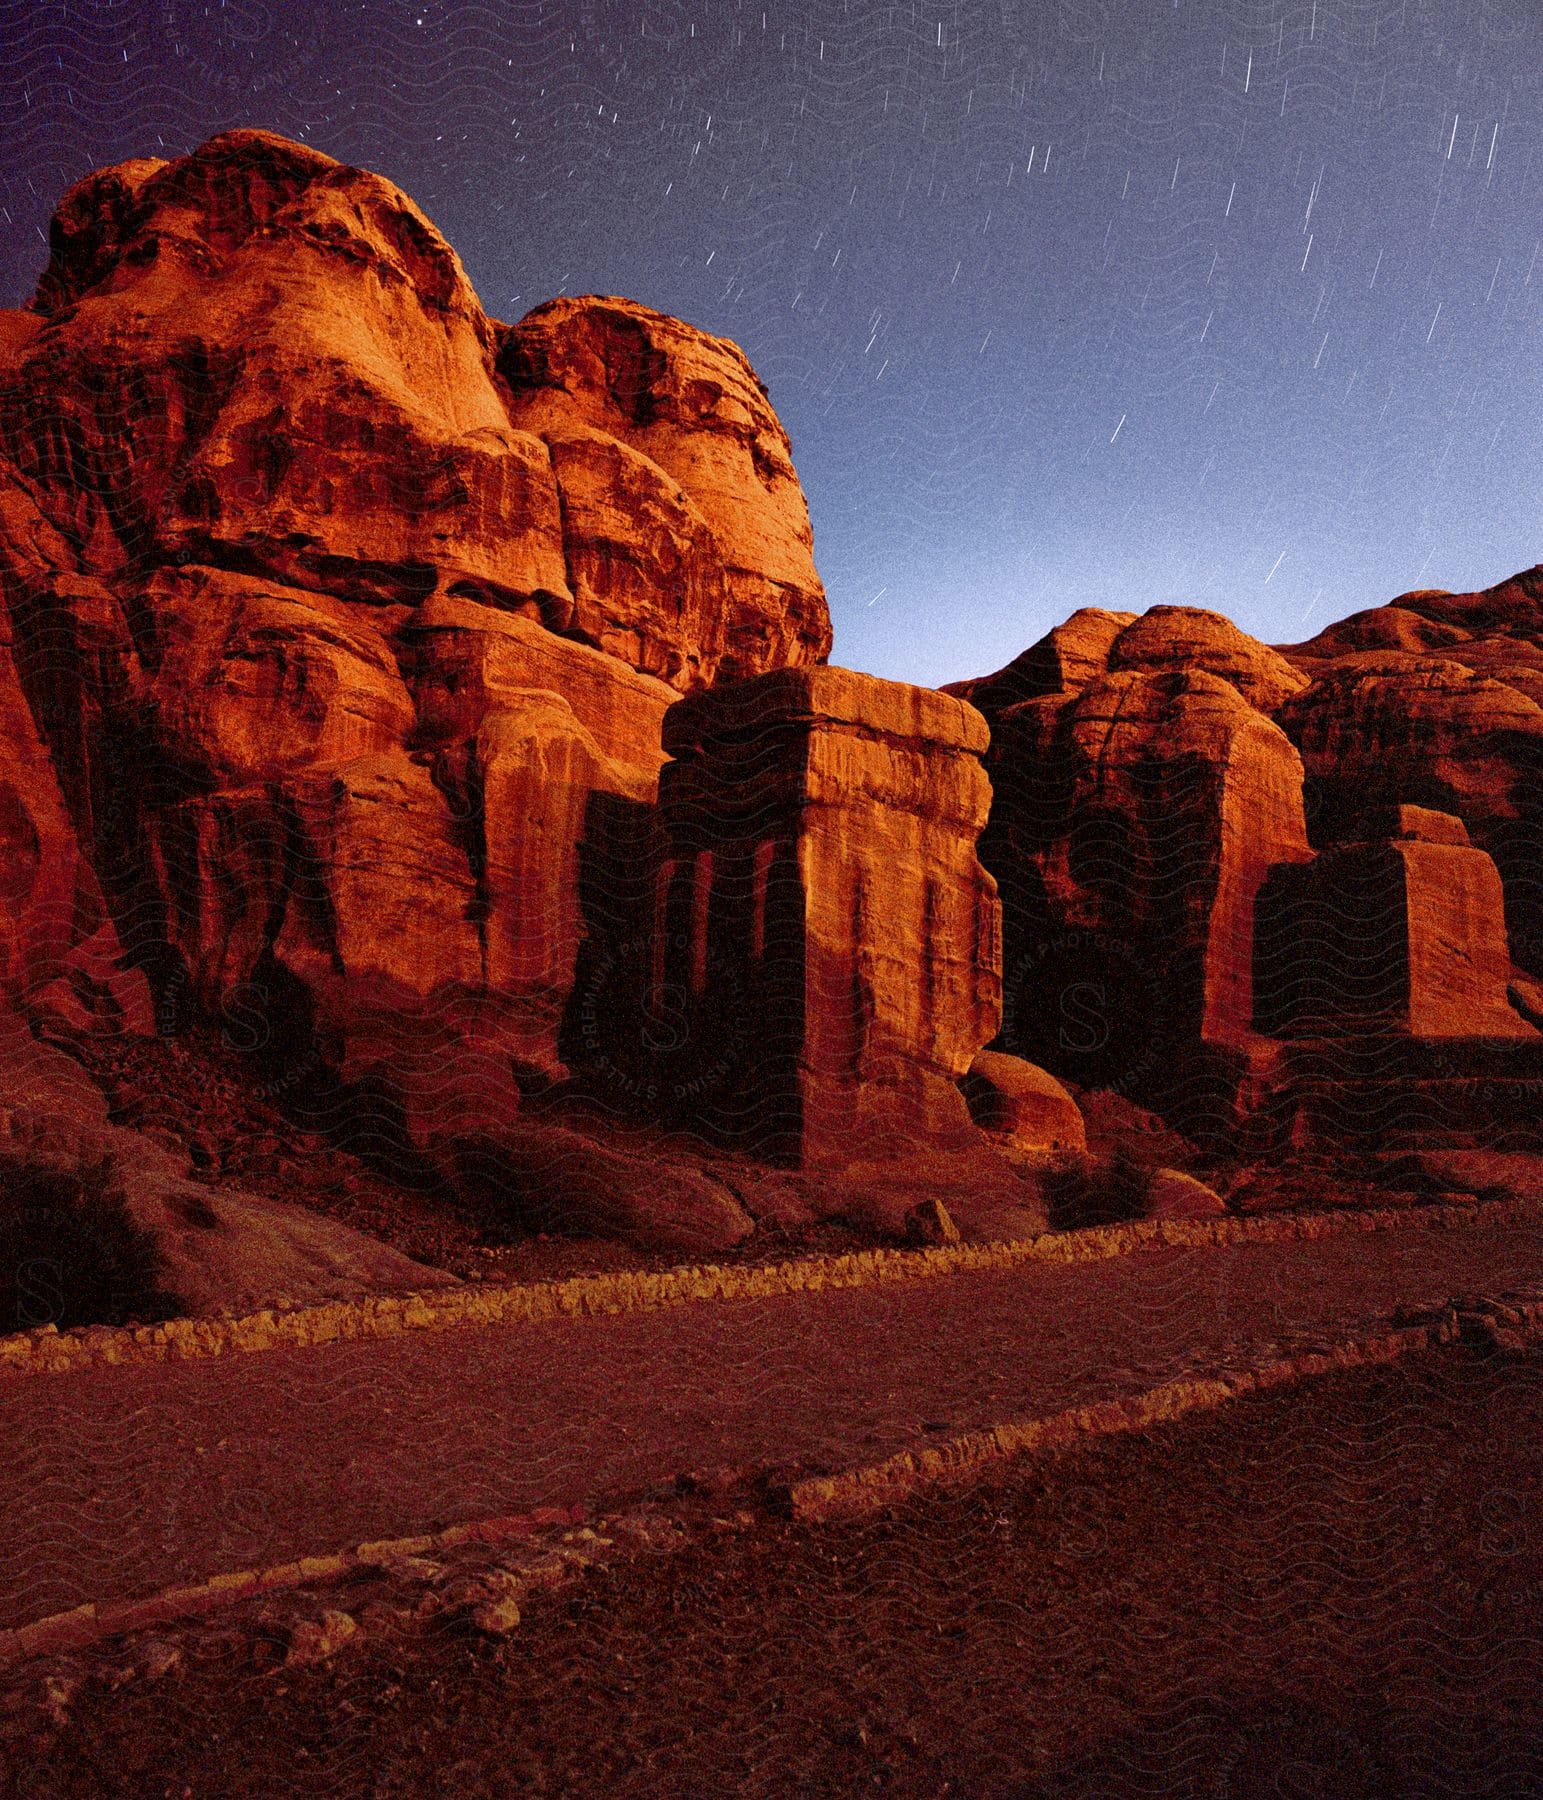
[4,0,1542,688]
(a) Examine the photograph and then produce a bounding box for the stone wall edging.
[2,1195,1540,1382]
[784,1293,1543,1524]
[785,1323,1445,1523]
[0,1503,591,1667]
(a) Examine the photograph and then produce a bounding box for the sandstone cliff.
[0,131,1040,1304]
[5,129,1543,1317]
[953,577,1543,1151]
[0,131,835,1142]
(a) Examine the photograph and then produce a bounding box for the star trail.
[4,0,1540,685]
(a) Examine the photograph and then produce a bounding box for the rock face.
[499,296,831,688]
[646,665,1043,1245]
[655,667,1002,1165]
[10,128,1543,1274]
[0,130,833,1220]
[959,582,1543,1145]
[0,1007,452,1323]
[1277,570,1543,983]
[2,130,1045,1267]
[944,607,1136,714]
[965,611,1313,1123]
[1254,807,1532,1042]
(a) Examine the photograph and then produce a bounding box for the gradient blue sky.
[5,0,1541,687]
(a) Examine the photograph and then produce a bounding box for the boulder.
[1407,1150,1543,1202]
[446,1119,755,1257]
[904,1196,961,1247]
[1143,1168,1227,1220]
[833,1154,1045,1244]
[962,1050,1086,1155]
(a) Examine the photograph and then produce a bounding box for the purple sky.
[4,0,1541,687]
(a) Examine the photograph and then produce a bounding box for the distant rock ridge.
[950,571,1543,1144]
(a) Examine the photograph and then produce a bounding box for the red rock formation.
[1106,606,1309,713]
[652,666,1044,1238]
[0,131,833,1230]
[943,607,1136,713]
[1274,568,1543,984]
[500,295,831,687]
[656,667,1001,1160]
[13,127,1543,1262]
[1254,807,1534,1042]
[978,650,1312,1123]
[962,588,1543,1143]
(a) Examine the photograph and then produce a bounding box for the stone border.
[9,1293,1537,1669]
[3,1194,1541,1382]
[786,1293,1543,1522]
[0,1503,587,1666]
[786,1327,1434,1522]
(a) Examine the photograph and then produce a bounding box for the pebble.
[284,1610,359,1668]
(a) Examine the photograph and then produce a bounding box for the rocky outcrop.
[499,295,831,687]
[0,1009,452,1323]
[12,129,1543,1275]
[1254,807,1534,1043]
[0,130,835,1254]
[652,666,1041,1238]
[978,646,1312,1121]
[943,607,1136,713]
[1276,576,1543,986]
[960,607,1315,1098]
[1106,607,1310,713]
[656,667,1001,1160]
[962,586,1543,1142]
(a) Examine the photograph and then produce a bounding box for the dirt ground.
[8,1341,1543,1799]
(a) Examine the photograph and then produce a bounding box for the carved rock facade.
[655,667,1001,1166]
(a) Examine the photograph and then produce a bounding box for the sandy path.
[5,1217,1543,1632]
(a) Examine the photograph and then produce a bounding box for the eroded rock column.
[1254,805,1536,1042]
[655,668,1000,1165]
